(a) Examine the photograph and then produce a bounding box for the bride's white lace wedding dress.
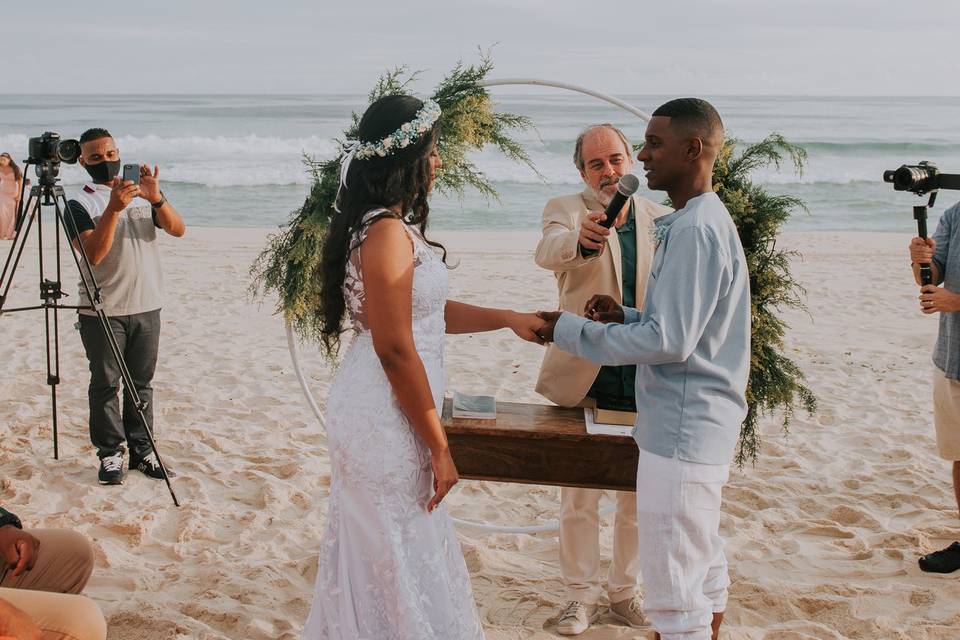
[303,210,485,640]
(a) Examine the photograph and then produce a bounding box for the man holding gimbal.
[909,199,960,573]
[66,128,185,486]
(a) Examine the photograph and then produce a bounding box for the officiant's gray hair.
[573,124,632,171]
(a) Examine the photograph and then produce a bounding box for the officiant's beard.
[589,179,618,208]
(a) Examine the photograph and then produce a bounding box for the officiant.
[533,123,669,635]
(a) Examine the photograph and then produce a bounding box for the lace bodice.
[343,209,447,340]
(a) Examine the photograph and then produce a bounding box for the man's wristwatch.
[0,507,23,530]
[151,190,167,209]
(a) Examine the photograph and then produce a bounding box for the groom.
[536,98,749,640]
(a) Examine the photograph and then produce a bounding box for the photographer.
[909,199,960,573]
[66,128,185,486]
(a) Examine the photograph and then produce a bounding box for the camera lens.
[895,166,931,191]
[57,139,80,164]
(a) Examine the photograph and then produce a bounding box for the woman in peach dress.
[0,153,23,239]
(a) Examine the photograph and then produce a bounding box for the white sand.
[1,227,959,639]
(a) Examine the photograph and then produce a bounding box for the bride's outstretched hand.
[509,311,548,345]
[428,448,459,513]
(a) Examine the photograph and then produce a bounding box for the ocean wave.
[787,140,960,153]
[5,131,958,190]
[0,133,338,161]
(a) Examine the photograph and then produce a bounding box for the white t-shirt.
[67,182,164,317]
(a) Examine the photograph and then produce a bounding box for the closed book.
[592,407,636,426]
[452,391,496,420]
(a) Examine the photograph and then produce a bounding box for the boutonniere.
[650,223,672,247]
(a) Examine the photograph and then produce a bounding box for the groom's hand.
[508,311,548,345]
[535,311,561,343]
[584,294,624,324]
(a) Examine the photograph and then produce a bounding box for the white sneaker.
[556,600,599,636]
[609,594,648,628]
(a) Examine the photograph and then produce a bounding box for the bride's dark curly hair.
[318,94,447,355]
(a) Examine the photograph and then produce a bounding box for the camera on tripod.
[26,132,80,185]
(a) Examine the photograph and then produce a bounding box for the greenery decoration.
[251,54,536,342]
[252,52,816,465]
[713,134,818,465]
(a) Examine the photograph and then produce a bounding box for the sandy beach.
[1,226,959,639]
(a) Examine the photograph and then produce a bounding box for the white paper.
[584,408,634,437]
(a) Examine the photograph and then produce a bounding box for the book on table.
[592,407,637,426]
[593,395,637,426]
[451,391,497,420]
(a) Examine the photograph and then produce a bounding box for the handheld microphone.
[581,174,640,256]
[597,174,640,229]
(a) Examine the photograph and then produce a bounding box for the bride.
[302,94,545,639]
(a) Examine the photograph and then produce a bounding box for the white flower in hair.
[346,99,440,162]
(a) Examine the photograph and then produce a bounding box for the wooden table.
[442,398,638,491]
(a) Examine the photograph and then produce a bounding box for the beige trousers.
[933,367,960,460]
[0,529,106,640]
[559,487,640,605]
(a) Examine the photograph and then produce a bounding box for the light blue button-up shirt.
[931,202,960,380]
[554,192,751,465]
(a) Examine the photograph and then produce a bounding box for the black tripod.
[0,161,179,507]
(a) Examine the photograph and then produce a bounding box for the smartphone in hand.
[122,163,140,185]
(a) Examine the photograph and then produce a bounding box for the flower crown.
[351,99,442,160]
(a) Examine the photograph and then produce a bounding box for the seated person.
[0,506,106,640]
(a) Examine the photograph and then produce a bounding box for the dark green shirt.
[588,201,638,408]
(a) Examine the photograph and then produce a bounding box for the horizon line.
[2,92,960,99]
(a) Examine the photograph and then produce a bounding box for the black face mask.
[84,159,121,184]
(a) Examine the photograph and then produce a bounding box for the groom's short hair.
[652,98,724,149]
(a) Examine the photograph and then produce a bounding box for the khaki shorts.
[933,368,960,460]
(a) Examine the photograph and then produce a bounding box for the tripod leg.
[34,197,60,461]
[48,208,64,460]
[0,190,39,311]
[46,304,60,460]
[52,190,179,507]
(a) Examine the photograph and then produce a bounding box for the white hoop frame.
[287,79,650,534]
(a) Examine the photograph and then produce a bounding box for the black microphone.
[581,174,640,256]
[597,174,640,229]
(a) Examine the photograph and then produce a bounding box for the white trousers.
[559,487,640,604]
[636,449,730,640]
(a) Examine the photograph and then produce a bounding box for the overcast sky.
[3,0,959,95]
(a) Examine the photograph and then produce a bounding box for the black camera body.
[26,132,80,186]
[28,132,80,165]
[884,161,941,195]
[884,161,960,199]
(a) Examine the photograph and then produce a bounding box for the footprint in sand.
[801,522,857,539]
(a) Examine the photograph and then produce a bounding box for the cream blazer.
[534,188,671,407]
